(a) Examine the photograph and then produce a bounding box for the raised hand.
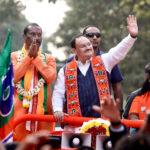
[93,96,120,123]
[28,39,38,58]
[139,110,150,134]
[127,15,138,37]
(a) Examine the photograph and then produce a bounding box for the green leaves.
[49,0,150,97]
[0,0,28,52]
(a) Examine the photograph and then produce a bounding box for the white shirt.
[52,35,136,112]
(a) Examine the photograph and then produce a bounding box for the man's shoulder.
[11,50,22,56]
[99,50,104,55]
[67,55,74,63]
[129,88,141,98]
[123,88,141,118]
[96,49,103,56]
[44,52,55,60]
[44,52,52,57]
[12,50,22,53]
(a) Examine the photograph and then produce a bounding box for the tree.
[0,0,29,52]
[0,0,51,54]
[48,0,150,97]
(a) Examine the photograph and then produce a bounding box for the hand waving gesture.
[127,15,138,37]
[93,96,120,123]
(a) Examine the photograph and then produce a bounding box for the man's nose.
[33,34,40,39]
[93,35,97,39]
[36,35,40,39]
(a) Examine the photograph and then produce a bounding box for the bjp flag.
[0,30,14,143]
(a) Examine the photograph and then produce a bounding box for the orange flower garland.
[80,118,110,148]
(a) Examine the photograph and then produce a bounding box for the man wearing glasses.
[83,26,124,115]
[52,15,138,131]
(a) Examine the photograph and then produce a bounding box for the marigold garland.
[80,118,110,148]
[16,51,45,108]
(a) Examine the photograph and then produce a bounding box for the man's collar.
[96,48,103,56]
[75,57,92,66]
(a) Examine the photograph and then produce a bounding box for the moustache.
[85,49,93,52]
[92,41,98,44]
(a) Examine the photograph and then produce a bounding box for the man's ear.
[145,73,150,82]
[22,34,25,41]
[72,48,77,55]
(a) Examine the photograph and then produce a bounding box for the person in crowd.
[93,96,126,148]
[82,25,124,114]
[115,111,150,150]
[123,63,150,119]
[4,142,20,150]
[0,143,6,150]
[15,130,61,150]
[68,25,124,113]
[52,14,138,131]
[123,88,141,119]
[127,63,150,134]
[11,23,57,141]
[129,62,150,120]
[93,97,150,150]
[114,133,150,150]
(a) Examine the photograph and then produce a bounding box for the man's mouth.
[36,41,41,45]
[85,49,92,53]
[92,41,98,45]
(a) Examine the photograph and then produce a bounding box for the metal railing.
[13,114,144,130]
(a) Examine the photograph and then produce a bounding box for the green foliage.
[0,0,28,52]
[49,0,150,97]
[0,0,50,54]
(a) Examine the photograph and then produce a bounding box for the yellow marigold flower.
[102,124,110,135]
[80,129,85,133]
[23,103,29,108]
[91,121,96,126]
[26,94,31,101]
[106,130,110,135]
[95,121,101,127]
[87,122,95,128]
[84,125,90,131]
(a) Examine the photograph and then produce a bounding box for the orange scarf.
[65,56,110,116]
[22,44,44,114]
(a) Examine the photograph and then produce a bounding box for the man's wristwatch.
[111,120,122,126]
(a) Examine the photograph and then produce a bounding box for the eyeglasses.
[85,33,101,38]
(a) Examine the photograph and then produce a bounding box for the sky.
[21,0,70,61]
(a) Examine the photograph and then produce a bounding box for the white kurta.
[52,34,136,113]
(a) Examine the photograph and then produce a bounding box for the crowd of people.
[1,14,150,150]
